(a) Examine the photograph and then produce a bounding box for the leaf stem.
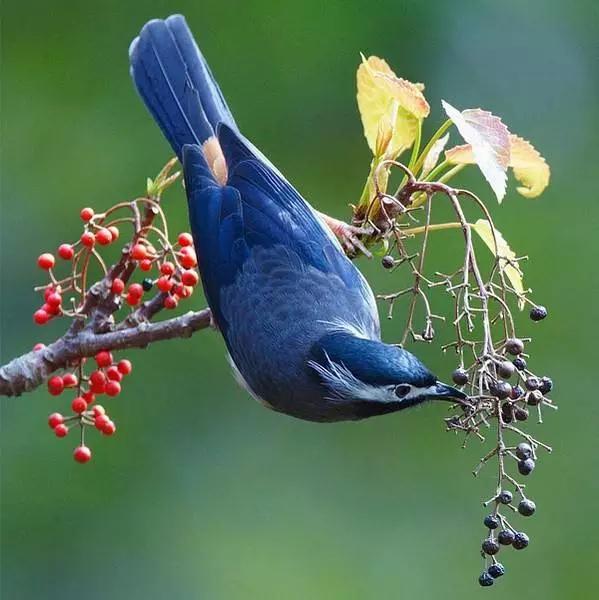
[413,118,453,175]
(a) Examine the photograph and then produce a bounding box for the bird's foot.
[318,212,372,258]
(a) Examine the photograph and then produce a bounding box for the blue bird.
[129,15,467,422]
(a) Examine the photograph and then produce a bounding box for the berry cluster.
[44,349,130,462]
[370,156,555,585]
[33,216,198,325]
[445,310,555,587]
[30,160,199,463]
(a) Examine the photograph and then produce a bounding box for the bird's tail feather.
[129,14,237,160]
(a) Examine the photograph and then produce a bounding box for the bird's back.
[184,130,380,419]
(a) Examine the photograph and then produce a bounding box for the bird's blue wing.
[183,125,378,337]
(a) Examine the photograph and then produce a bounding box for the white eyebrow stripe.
[308,352,393,403]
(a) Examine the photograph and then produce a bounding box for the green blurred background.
[2,1,598,598]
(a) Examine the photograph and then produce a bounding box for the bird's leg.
[317,212,372,258]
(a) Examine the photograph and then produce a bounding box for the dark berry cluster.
[446,320,555,586]
[477,487,534,586]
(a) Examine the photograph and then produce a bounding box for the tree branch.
[0,308,212,397]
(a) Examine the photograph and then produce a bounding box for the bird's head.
[309,332,468,419]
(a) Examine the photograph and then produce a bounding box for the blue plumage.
[130,15,466,421]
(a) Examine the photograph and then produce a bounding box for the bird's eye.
[394,384,411,399]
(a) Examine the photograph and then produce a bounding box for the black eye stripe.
[394,384,411,398]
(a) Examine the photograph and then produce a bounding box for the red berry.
[82,390,96,404]
[157,275,173,293]
[117,359,132,375]
[48,412,64,428]
[130,243,147,260]
[139,258,153,271]
[106,366,122,382]
[80,207,94,222]
[58,244,75,260]
[128,283,143,298]
[47,376,65,395]
[178,232,193,247]
[46,292,62,308]
[93,405,106,416]
[102,420,116,436]
[94,413,110,430]
[160,262,175,276]
[89,370,107,389]
[62,373,78,388]
[80,231,95,247]
[164,295,178,310]
[44,286,57,301]
[111,278,125,294]
[95,228,112,245]
[33,343,46,351]
[105,380,121,397]
[126,292,140,307]
[42,302,61,316]
[34,309,50,325]
[71,397,87,413]
[181,270,199,286]
[179,285,193,299]
[95,350,113,368]
[108,226,120,241]
[73,445,92,463]
[54,423,69,438]
[37,253,55,270]
[179,247,197,268]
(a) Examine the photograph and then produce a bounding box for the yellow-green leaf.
[508,134,550,198]
[442,102,510,202]
[471,219,525,306]
[445,134,550,199]
[357,55,430,158]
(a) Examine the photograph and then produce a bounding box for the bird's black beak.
[430,381,470,406]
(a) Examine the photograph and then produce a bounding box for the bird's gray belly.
[219,246,378,421]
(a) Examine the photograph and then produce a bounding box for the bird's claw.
[318,212,372,258]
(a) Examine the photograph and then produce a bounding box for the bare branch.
[0,309,212,397]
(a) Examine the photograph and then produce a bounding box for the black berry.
[539,376,553,394]
[514,407,529,421]
[530,305,548,321]
[421,326,435,341]
[515,442,532,460]
[142,278,154,291]
[498,361,515,379]
[488,563,505,578]
[501,402,513,423]
[525,376,540,391]
[505,338,524,356]
[518,499,536,516]
[482,538,500,555]
[512,531,529,550]
[479,572,494,587]
[497,490,512,505]
[498,529,515,545]
[493,381,512,400]
[452,368,469,386]
[510,385,525,400]
[518,458,535,476]
[381,255,395,269]
[512,357,527,371]
[484,514,500,529]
